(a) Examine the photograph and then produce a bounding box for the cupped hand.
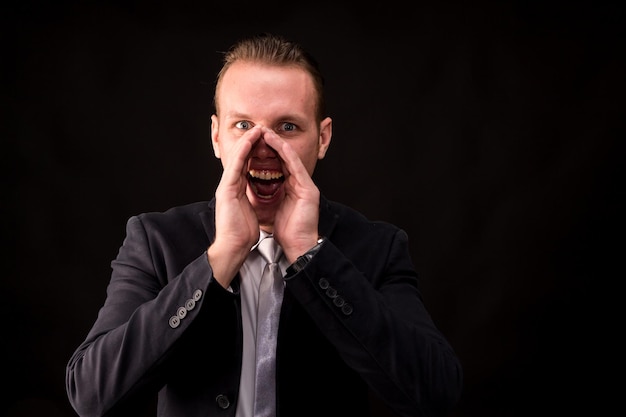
[208,126,263,285]
[261,128,321,263]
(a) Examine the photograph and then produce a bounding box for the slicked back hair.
[213,33,326,123]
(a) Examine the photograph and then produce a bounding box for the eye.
[235,120,252,130]
[279,122,296,132]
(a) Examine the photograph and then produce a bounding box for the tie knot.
[257,236,282,264]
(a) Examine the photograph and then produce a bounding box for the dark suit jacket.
[66,196,462,417]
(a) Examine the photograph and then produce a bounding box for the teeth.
[249,169,284,180]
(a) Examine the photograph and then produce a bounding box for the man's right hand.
[207,125,264,288]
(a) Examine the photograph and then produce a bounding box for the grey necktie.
[254,236,284,417]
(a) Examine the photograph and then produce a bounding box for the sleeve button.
[333,296,345,307]
[341,304,353,316]
[215,394,230,409]
[168,316,180,328]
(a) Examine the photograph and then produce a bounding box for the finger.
[261,128,312,183]
[221,126,264,184]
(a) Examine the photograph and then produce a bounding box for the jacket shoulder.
[323,198,398,228]
[321,197,403,241]
[127,200,214,240]
[133,200,212,222]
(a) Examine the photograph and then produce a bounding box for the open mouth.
[248,169,285,199]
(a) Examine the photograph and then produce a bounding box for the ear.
[210,114,221,159]
[317,117,332,160]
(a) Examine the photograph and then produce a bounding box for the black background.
[3,0,624,416]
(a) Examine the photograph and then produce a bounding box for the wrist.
[286,237,325,274]
[207,242,248,288]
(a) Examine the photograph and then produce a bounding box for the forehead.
[216,61,317,116]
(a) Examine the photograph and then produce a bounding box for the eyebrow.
[224,111,308,125]
[222,111,251,120]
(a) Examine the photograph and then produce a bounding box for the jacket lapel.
[318,195,339,239]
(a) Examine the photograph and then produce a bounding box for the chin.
[254,208,277,231]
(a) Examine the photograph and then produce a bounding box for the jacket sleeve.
[65,214,235,417]
[284,227,463,417]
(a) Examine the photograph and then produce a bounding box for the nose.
[251,136,277,158]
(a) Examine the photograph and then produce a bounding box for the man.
[66,33,463,417]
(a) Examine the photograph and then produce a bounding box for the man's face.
[211,61,332,227]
